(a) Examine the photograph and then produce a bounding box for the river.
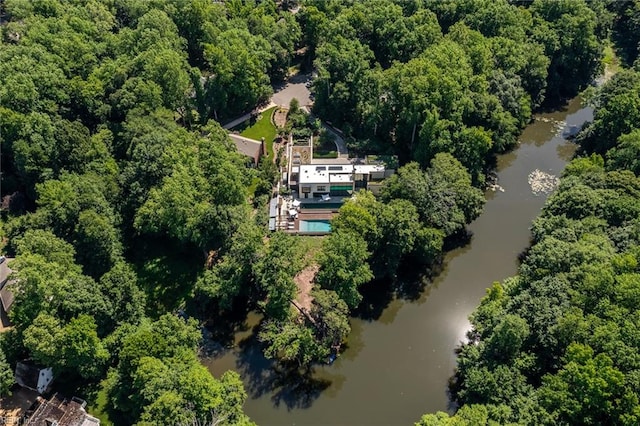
[204,96,593,425]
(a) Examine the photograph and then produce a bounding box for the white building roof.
[330,173,352,183]
[299,164,354,184]
[298,163,388,184]
[354,164,386,174]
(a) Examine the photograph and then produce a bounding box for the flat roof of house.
[354,164,386,174]
[299,164,354,184]
[299,163,388,184]
[269,197,278,218]
[329,173,352,183]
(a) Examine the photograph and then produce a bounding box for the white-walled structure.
[295,163,391,199]
[15,362,54,394]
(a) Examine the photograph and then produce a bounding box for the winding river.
[204,96,593,425]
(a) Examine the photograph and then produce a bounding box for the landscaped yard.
[313,128,338,158]
[235,106,278,157]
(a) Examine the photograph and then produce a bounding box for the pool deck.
[276,196,341,234]
[299,195,350,206]
[298,212,334,220]
[296,210,334,223]
[280,212,334,235]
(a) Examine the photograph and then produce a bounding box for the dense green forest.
[306,0,605,183]
[0,0,631,424]
[417,43,640,426]
[0,0,293,423]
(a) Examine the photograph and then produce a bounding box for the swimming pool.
[299,220,332,233]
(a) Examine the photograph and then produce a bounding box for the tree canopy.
[308,0,603,178]
[0,0,619,422]
[430,66,640,426]
[0,0,299,421]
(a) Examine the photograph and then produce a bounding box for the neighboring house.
[15,362,54,395]
[229,134,265,167]
[0,256,14,330]
[0,386,39,426]
[293,162,395,199]
[26,393,100,426]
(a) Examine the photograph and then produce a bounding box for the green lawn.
[87,381,114,426]
[313,129,339,158]
[246,176,261,198]
[313,150,338,159]
[298,235,326,263]
[237,106,278,157]
[602,41,620,74]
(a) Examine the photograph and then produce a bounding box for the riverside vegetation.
[418,40,640,426]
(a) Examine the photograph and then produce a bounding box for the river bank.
[203,96,593,425]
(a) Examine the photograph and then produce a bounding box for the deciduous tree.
[316,230,373,309]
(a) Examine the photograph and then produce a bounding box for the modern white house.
[279,129,397,233]
[294,163,393,199]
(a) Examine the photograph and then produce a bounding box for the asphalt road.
[271,72,313,107]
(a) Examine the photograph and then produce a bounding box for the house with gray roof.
[26,393,100,426]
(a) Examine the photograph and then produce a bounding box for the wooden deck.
[297,211,334,221]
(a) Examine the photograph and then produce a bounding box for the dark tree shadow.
[447,347,466,412]
[394,270,432,302]
[234,331,276,399]
[443,229,473,252]
[353,229,475,319]
[351,278,394,321]
[128,236,203,318]
[269,365,332,410]
[446,378,461,413]
[231,325,332,410]
[517,243,533,265]
[286,72,312,85]
[193,296,256,351]
[538,96,573,113]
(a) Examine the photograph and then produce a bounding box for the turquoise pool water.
[299,220,332,232]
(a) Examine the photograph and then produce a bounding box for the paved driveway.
[321,122,348,157]
[271,72,312,107]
